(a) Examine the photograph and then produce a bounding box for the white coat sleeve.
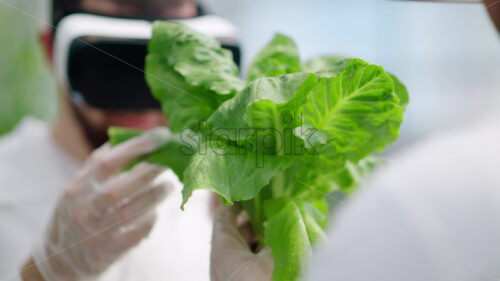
[305,186,450,281]
[306,116,500,281]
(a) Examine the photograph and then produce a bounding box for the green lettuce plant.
[109,21,408,281]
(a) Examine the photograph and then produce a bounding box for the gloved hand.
[32,128,172,281]
[210,206,274,281]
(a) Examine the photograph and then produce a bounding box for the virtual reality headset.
[54,13,241,110]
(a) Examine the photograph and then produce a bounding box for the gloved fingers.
[108,210,158,251]
[82,206,158,251]
[31,129,171,281]
[102,182,171,227]
[90,162,166,214]
[212,205,251,254]
[79,211,158,273]
[211,206,270,281]
[90,127,171,181]
[65,142,111,197]
[62,176,167,241]
[86,143,112,165]
[238,220,259,251]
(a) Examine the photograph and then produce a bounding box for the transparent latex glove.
[32,128,173,281]
[210,206,274,281]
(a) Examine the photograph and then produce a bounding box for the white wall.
[0,0,58,134]
[1,0,52,29]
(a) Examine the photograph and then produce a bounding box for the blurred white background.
[1,0,499,151]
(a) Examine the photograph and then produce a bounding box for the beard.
[70,103,109,149]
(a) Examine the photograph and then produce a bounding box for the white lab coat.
[0,117,213,281]
[307,114,500,281]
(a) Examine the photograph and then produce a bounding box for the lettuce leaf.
[264,198,327,281]
[389,73,409,110]
[247,34,302,82]
[304,56,409,109]
[300,59,403,162]
[146,21,245,132]
[303,56,351,78]
[208,73,317,142]
[181,144,292,208]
